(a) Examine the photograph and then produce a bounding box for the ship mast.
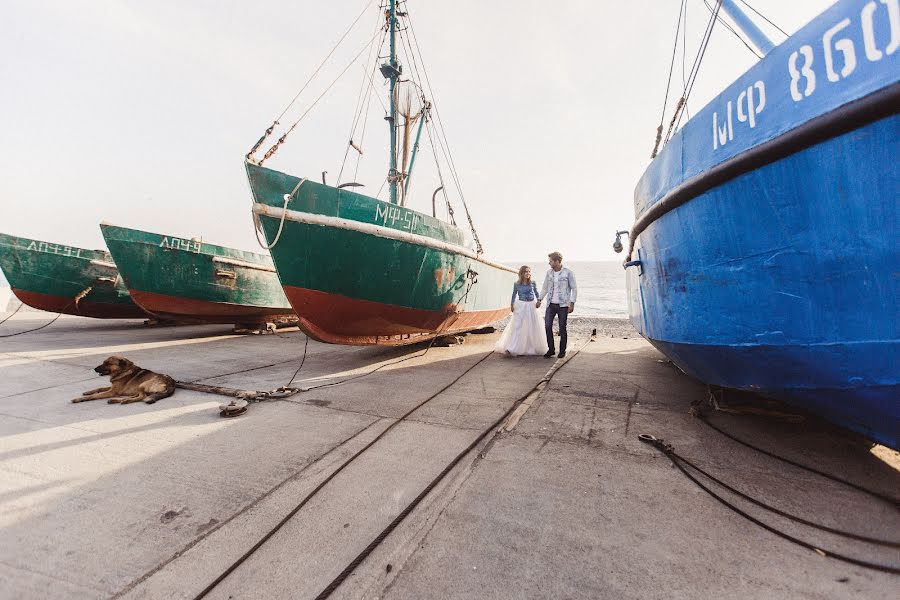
[719,0,775,56]
[381,1,402,204]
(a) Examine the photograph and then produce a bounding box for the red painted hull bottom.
[11,289,148,319]
[282,285,510,346]
[129,290,297,325]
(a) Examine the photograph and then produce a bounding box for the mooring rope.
[0,284,93,338]
[253,177,307,250]
[0,300,24,326]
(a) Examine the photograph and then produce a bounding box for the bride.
[495,266,549,356]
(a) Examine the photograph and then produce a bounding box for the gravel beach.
[495,314,636,340]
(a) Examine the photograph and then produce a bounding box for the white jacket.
[539,267,577,306]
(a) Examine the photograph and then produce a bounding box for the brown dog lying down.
[72,356,175,404]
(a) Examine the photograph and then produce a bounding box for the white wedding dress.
[495,299,549,356]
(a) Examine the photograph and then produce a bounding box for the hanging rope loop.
[254,178,307,250]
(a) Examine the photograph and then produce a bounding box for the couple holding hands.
[496,251,577,358]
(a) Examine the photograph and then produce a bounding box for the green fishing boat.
[246,2,515,345]
[0,232,147,319]
[100,223,295,326]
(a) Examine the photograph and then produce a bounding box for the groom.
[536,251,577,358]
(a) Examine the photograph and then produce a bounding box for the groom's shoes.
[543,350,555,359]
[557,351,566,358]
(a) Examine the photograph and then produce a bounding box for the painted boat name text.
[26,241,83,258]
[159,237,201,253]
[714,0,898,149]
[375,204,421,231]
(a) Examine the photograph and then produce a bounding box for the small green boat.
[100,223,295,325]
[0,232,147,319]
[245,2,515,345]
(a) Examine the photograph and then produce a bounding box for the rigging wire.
[259,27,385,165]
[737,0,788,37]
[424,117,457,225]
[703,0,762,58]
[274,0,376,124]
[396,27,433,202]
[352,69,379,183]
[652,0,687,158]
[404,6,483,252]
[247,0,376,159]
[338,19,388,184]
[395,12,456,224]
[682,0,690,121]
[667,0,723,142]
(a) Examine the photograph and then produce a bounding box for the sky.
[0,0,834,284]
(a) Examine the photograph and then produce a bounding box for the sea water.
[506,261,628,319]
[0,263,630,319]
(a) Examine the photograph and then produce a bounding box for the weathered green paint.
[0,232,139,310]
[100,224,293,310]
[246,162,516,314]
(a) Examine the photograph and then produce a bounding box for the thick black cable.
[190,349,495,600]
[674,447,899,547]
[697,414,900,507]
[641,436,900,575]
[301,335,440,392]
[284,334,311,388]
[0,300,24,326]
[315,336,594,599]
[0,302,70,338]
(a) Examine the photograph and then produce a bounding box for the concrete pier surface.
[0,313,897,599]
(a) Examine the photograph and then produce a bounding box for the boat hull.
[627,0,899,448]
[0,233,147,319]
[630,116,899,448]
[246,162,515,345]
[100,224,295,325]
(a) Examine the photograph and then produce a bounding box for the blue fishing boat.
[617,0,899,448]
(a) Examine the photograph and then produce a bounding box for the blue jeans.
[544,303,568,354]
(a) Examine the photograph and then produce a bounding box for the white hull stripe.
[252,203,517,274]
[212,256,276,272]
[89,260,117,269]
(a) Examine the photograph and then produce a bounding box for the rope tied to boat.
[0,300,24,326]
[245,0,377,163]
[638,433,900,573]
[253,177,307,250]
[73,285,93,308]
[255,28,384,166]
[0,285,93,338]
